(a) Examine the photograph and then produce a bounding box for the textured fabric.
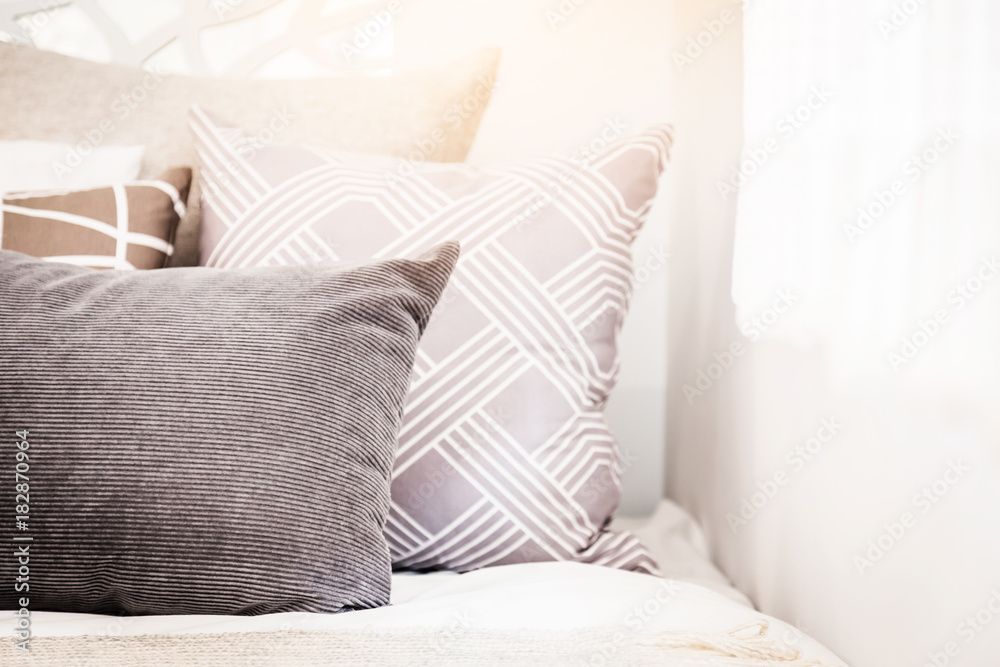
[0,243,459,615]
[1,168,191,269]
[191,109,673,575]
[0,141,144,192]
[2,628,831,667]
[0,42,499,267]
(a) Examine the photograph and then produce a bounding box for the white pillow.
[0,141,144,192]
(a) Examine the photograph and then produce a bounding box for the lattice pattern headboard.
[0,0,393,76]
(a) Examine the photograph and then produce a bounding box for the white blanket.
[22,562,844,665]
[12,502,845,664]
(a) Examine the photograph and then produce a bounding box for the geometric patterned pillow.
[0,168,190,270]
[190,106,672,575]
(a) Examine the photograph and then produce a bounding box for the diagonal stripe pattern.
[191,107,673,575]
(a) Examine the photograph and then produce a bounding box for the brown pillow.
[0,43,500,267]
[0,168,190,270]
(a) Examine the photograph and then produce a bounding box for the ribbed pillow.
[0,42,498,267]
[190,108,673,575]
[0,243,459,615]
[1,168,190,270]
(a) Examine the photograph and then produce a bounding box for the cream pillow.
[0,43,499,265]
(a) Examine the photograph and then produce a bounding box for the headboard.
[0,0,394,76]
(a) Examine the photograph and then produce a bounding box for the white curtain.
[733,1,1000,403]
[717,2,1000,666]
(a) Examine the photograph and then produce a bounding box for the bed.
[0,3,849,666]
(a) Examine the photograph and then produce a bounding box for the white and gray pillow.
[0,243,459,615]
[190,107,673,575]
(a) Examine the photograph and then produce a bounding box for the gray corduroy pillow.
[0,243,458,615]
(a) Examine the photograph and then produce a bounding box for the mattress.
[12,501,846,666]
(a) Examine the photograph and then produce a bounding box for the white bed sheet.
[21,500,845,664]
[24,563,843,664]
[612,499,752,606]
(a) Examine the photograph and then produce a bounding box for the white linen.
[694,4,1000,667]
[614,500,752,607]
[0,141,144,192]
[23,562,845,665]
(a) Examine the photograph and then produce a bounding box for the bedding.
[0,42,499,267]
[0,168,191,269]
[189,107,674,575]
[0,244,459,615]
[0,141,144,192]
[11,561,846,666]
[613,500,753,606]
